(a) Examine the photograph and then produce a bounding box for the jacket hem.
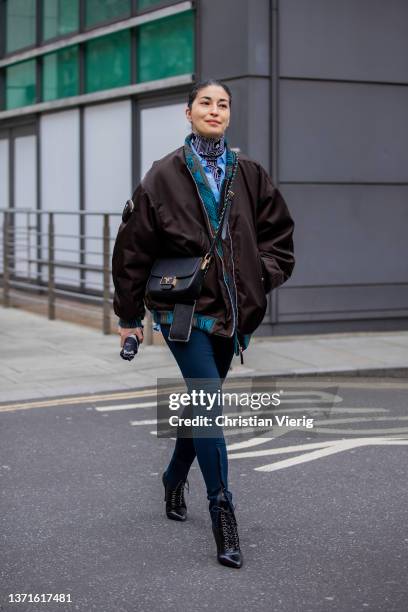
[152,309,251,356]
[152,309,217,333]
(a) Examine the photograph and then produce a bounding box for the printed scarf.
[190,132,225,189]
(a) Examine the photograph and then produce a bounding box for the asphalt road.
[1,376,407,612]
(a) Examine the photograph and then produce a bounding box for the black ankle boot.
[210,489,243,568]
[162,473,188,521]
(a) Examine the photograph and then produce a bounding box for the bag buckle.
[160,275,177,288]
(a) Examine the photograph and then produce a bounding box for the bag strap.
[200,192,233,272]
[207,194,232,255]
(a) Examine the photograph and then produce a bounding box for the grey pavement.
[1,307,408,403]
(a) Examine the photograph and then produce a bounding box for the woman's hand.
[118,327,144,347]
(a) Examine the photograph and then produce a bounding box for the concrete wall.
[199,0,408,334]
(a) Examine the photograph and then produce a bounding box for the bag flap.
[150,257,202,279]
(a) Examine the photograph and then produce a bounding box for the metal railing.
[0,208,152,337]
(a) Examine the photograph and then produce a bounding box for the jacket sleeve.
[256,165,295,294]
[112,183,161,324]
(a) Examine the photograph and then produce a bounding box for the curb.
[251,367,408,379]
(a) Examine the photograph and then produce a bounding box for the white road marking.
[278,391,343,404]
[95,401,156,411]
[229,367,255,375]
[130,419,158,426]
[251,437,408,472]
[227,438,274,451]
[240,380,408,391]
[305,407,388,413]
[221,414,408,437]
[313,426,408,435]
[311,415,408,426]
[229,440,340,460]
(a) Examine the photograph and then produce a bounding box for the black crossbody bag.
[146,190,234,342]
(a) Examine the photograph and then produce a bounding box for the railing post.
[48,212,55,320]
[102,214,111,334]
[3,211,10,307]
[26,210,31,280]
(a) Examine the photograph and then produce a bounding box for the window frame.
[5,57,38,110]
[41,44,80,102]
[83,0,132,33]
[2,0,38,58]
[41,0,80,46]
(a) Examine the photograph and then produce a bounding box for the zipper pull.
[239,344,244,365]
[201,253,212,270]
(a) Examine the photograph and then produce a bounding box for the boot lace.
[169,478,189,507]
[221,509,240,551]
[212,505,240,551]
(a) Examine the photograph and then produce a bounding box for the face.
[186,84,231,139]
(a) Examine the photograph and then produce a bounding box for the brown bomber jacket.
[111,142,295,340]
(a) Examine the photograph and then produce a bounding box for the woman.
[112,80,295,569]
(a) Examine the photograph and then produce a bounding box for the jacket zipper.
[226,222,244,364]
[186,164,236,339]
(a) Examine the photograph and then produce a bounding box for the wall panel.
[40,110,80,285]
[13,135,36,278]
[84,100,132,291]
[0,139,9,209]
[279,80,408,183]
[140,102,190,179]
[282,184,408,287]
[280,0,408,83]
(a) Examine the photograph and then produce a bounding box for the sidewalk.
[1,307,407,403]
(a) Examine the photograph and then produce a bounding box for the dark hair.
[187,79,232,109]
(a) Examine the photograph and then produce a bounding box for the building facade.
[1,0,407,335]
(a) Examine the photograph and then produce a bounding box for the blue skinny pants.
[160,324,235,506]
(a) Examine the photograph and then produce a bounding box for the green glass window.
[137,10,194,83]
[6,0,36,54]
[43,0,79,41]
[6,60,36,109]
[85,0,131,29]
[85,30,131,93]
[138,0,167,10]
[43,46,79,101]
